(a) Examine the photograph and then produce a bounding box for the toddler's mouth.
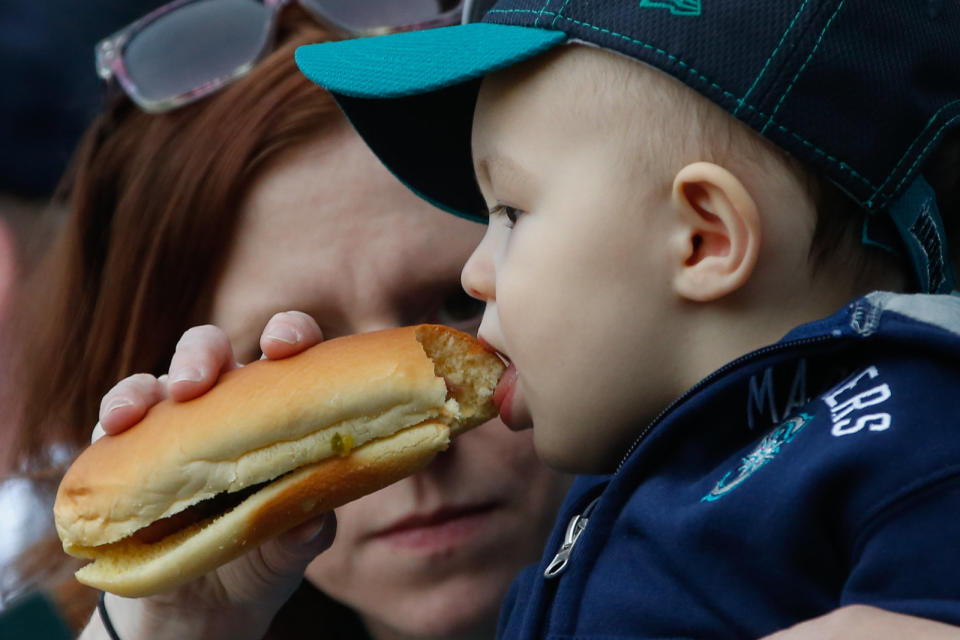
[477,336,508,362]
[476,336,527,430]
[493,362,527,431]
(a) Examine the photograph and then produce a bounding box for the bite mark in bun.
[53,325,504,596]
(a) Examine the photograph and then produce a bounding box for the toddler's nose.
[461,233,496,302]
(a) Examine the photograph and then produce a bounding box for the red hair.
[6,10,343,631]
[13,12,338,468]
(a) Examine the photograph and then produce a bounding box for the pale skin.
[82,45,954,639]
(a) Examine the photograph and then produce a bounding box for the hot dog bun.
[53,324,504,596]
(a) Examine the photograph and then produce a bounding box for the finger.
[280,512,338,548]
[259,311,323,360]
[98,373,168,436]
[218,512,337,606]
[167,325,239,402]
[259,512,337,584]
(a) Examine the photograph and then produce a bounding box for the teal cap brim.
[295,23,567,220]
[296,23,566,99]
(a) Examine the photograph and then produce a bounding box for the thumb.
[219,512,337,606]
[263,512,338,576]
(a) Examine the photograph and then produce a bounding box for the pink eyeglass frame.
[95,0,467,113]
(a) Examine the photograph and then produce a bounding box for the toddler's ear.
[668,162,760,302]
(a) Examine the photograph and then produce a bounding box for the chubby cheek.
[497,222,668,473]
[494,224,561,365]
[519,322,668,474]
[495,224,584,385]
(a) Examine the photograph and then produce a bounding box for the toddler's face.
[462,47,686,473]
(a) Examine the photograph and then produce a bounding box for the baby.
[295,1,960,637]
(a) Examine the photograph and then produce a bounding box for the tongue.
[493,363,533,430]
[493,363,517,414]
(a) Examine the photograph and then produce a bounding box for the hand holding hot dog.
[79,312,334,640]
[74,311,503,639]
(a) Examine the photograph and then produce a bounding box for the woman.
[3,4,567,638]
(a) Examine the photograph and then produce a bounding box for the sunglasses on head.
[96,0,498,113]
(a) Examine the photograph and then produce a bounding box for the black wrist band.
[97,591,123,640]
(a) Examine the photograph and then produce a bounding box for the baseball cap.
[295,0,960,293]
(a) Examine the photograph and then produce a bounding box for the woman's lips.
[366,503,499,550]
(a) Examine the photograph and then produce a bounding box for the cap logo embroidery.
[637,0,702,16]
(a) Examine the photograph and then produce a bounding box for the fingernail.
[103,397,133,417]
[265,325,301,345]
[171,366,204,384]
[299,516,329,544]
[305,523,327,544]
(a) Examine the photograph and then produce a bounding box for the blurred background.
[1,2,164,198]
[0,5,161,631]
[0,1,164,291]
[0,0,163,420]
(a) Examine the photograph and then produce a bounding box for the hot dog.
[53,325,504,597]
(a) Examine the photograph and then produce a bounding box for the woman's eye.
[434,289,485,333]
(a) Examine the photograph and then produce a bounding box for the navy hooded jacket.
[498,292,960,639]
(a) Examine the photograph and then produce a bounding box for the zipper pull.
[544,497,598,579]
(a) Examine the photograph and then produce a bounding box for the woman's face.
[211,123,569,640]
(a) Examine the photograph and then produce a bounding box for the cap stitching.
[487,8,879,194]
[759,0,846,136]
[890,114,960,197]
[771,124,865,189]
[551,0,575,28]
[733,0,813,118]
[534,0,555,27]
[869,103,960,206]
[491,7,957,208]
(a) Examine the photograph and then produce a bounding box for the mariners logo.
[638,0,702,16]
[702,413,812,502]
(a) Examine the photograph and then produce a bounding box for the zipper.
[544,496,599,579]
[614,334,844,473]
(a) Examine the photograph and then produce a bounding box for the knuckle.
[127,372,157,387]
[174,325,232,364]
[176,324,222,348]
[284,310,316,324]
[270,310,319,334]
[265,312,289,327]
[110,373,155,398]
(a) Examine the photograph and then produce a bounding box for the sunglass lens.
[301,0,461,33]
[124,0,271,104]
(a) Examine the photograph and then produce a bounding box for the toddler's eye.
[490,203,524,227]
